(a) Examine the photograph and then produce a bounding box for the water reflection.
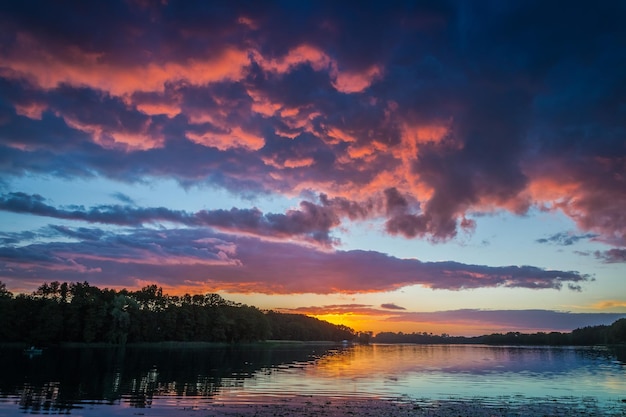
[0,344,624,415]
[0,343,335,414]
[18,382,60,414]
[313,344,620,376]
[247,345,625,404]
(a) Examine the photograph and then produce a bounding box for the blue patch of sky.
[5,175,301,214]
[336,208,609,272]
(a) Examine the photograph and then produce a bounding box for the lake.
[0,343,625,416]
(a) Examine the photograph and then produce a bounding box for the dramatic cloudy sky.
[1,0,624,335]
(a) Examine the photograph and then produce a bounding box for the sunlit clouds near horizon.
[0,0,625,335]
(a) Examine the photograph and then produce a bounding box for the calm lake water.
[0,343,625,415]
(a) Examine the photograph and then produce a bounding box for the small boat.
[24,346,43,356]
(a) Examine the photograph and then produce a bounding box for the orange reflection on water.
[307,344,507,380]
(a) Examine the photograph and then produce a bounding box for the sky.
[0,0,625,336]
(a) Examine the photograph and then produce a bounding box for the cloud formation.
[595,249,626,264]
[381,309,626,333]
[0,191,345,245]
[0,1,624,301]
[536,232,598,246]
[381,303,406,311]
[0,226,590,294]
[0,1,623,246]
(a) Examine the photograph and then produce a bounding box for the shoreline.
[4,341,625,349]
[3,395,626,417]
[183,395,626,417]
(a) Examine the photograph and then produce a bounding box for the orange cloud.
[332,64,383,93]
[5,32,250,96]
[254,44,333,74]
[343,121,449,206]
[254,44,383,93]
[403,123,450,146]
[590,300,626,310]
[61,116,164,151]
[326,126,358,144]
[135,102,181,118]
[525,176,579,208]
[284,157,316,168]
[14,102,47,120]
[262,156,316,169]
[394,123,451,169]
[186,126,265,151]
[523,157,626,245]
[248,90,283,117]
[110,131,164,151]
[279,107,321,134]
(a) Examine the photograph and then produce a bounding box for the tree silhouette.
[0,281,355,344]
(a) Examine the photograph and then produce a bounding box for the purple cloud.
[0,192,344,246]
[382,309,626,333]
[595,249,626,264]
[286,304,625,334]
[0,227,590,294]
[380,303,406,311]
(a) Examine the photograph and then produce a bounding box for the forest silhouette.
[0,281,354,344]
[0,281,624,346]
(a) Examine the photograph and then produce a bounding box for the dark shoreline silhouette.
[0,281,354,345]
[0,281,624,346]
[372,322,626,346]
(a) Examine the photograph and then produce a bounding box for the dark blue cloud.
[380,303,406,311]
[0,229,37,245]
[111,192,135,205]
[0,191,344,245]
[48,225,107,241]
[536,232,598,246]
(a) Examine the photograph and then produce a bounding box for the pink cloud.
[57,251,241,267]
[380,309,625,333]
[61,114,164,151]
[134,102,181,118]
[332,64,383,93]
[254,44,382,93]
[4,32,251,96]
[283,157,316,169]
[254,44,333,75]
[0,228,589,295]
[14,102,47,120]
[525,155,626,247]
[187,126,265,151]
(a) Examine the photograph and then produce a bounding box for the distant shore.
[3,340,626,350]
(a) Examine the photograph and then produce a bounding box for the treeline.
[373,319,626,345]
[0,281,354,345]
